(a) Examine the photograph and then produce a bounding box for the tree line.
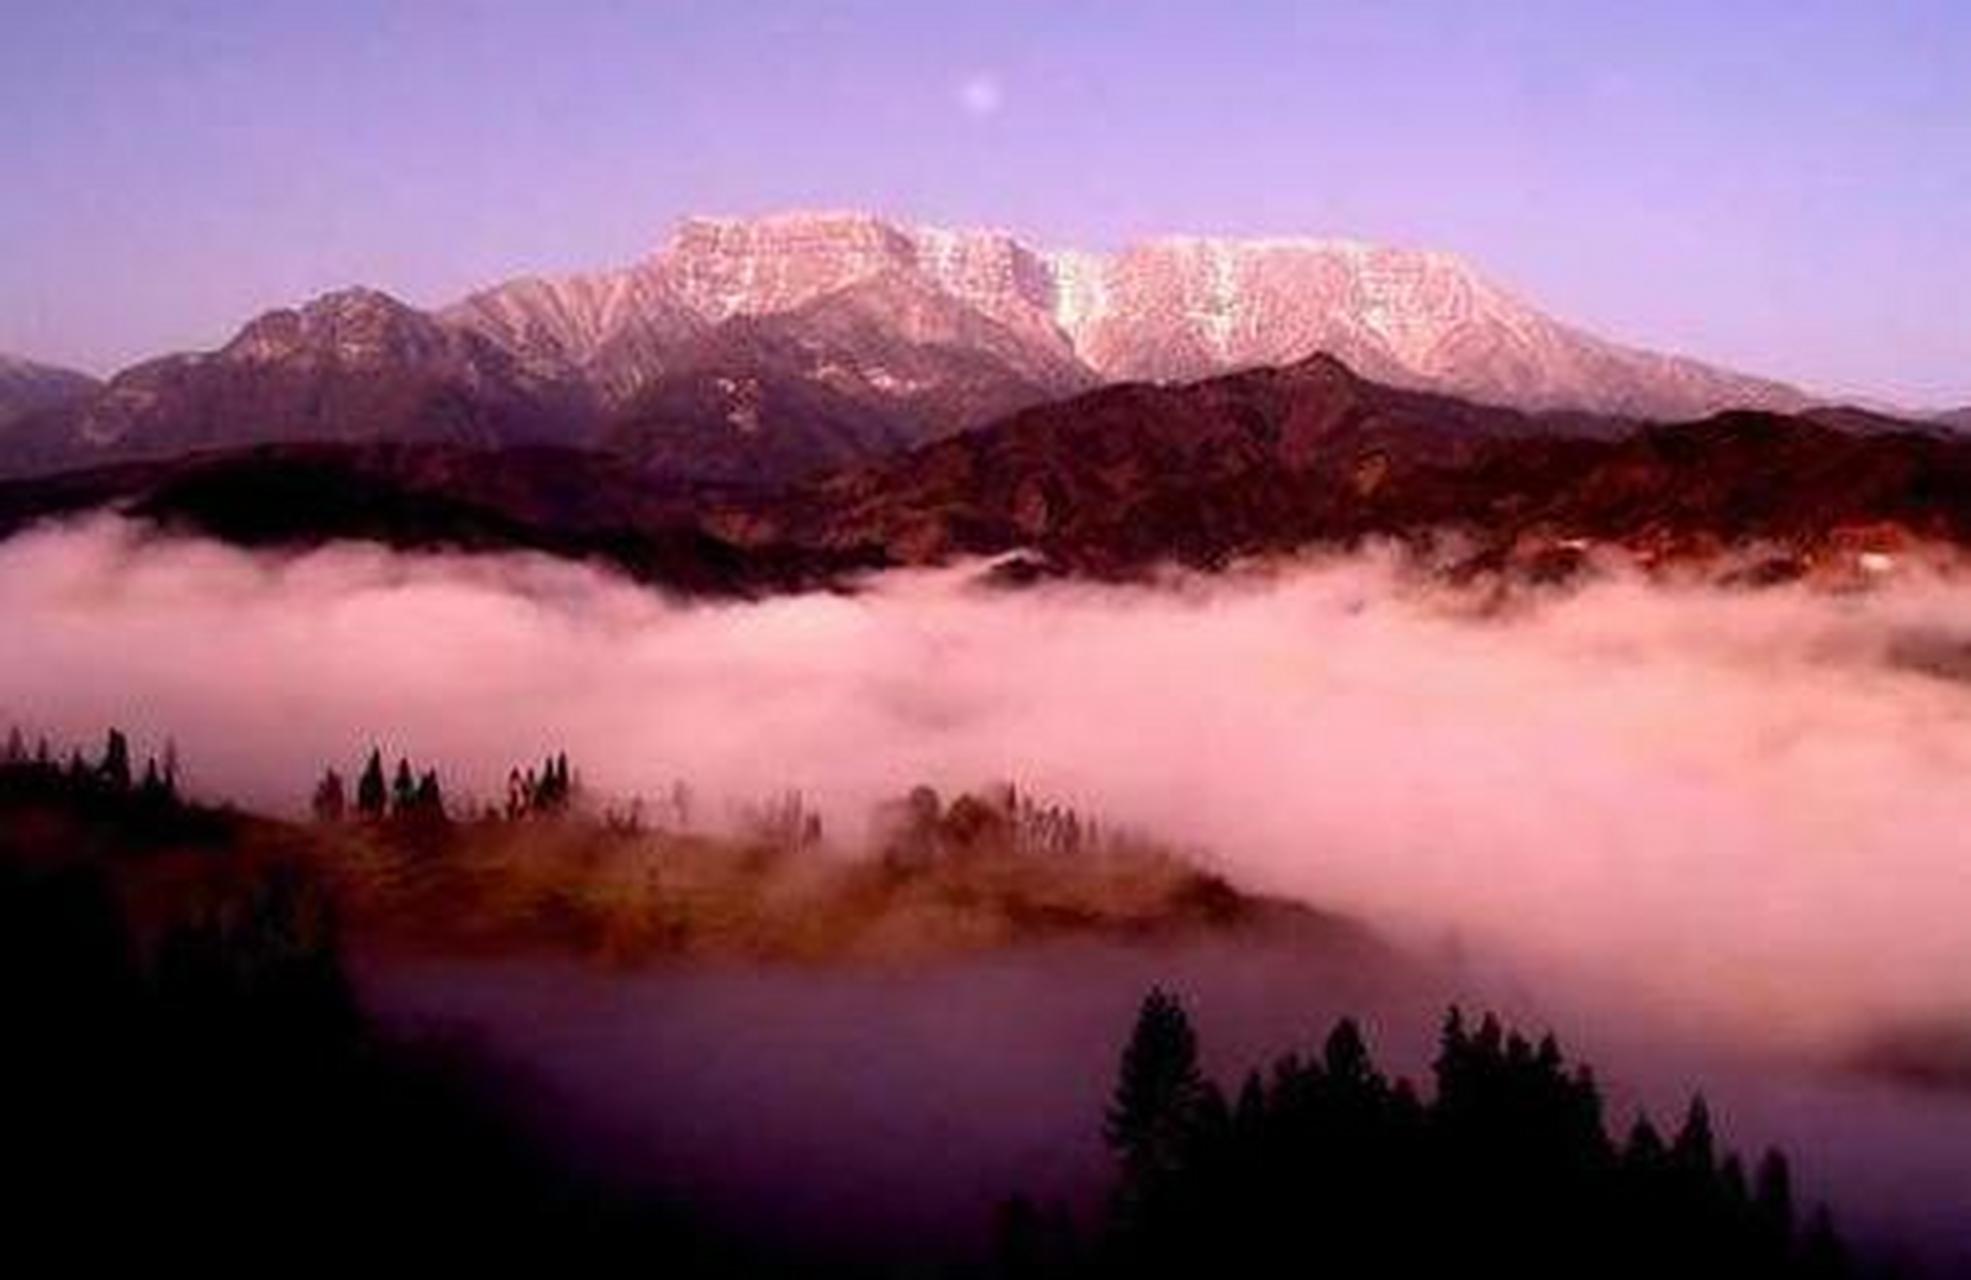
[311,750,581,826]
[999,989,1866,1277]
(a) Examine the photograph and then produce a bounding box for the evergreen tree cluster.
[319,748,447,825]
[1065,990,1860,1279]
[738,787,825,850]
[505,752,574,820]
[877,783,1105,872]
[1,725,186,829]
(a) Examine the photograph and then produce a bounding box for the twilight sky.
[1,0,1966,405]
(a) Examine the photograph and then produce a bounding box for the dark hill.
[756,354,1971,579]
[5,355,1970,593]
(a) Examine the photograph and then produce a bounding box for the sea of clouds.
[4,515,1971,1049]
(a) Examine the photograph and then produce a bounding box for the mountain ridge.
[0,353,98,431]
[458,211,1815,422]
[3,211,1833,482]
[4,354,1963,598]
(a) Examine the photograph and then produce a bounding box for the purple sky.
[2,1,1966,405]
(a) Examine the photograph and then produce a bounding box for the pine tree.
[1624,1115,1667,1175]
[413,769,444,818]
[1719,1153,1750,1208]
[1323,1017,1373,1088]
[4,726,23,764]
[139,757,165,803]
[100,728,131,792]
[1672,1094,1717,1179]
[312,769,347,823]
[1754,1148,1795,1246]
[356,749,387,819]
[1105,988,1209,1183]
[1433,1005,1471,1106]
[391,758,415,815]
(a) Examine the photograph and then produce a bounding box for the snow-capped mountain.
[4,210,1823,482]
[454,211,1812,422]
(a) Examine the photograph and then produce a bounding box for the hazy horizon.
[3,1,1967,406]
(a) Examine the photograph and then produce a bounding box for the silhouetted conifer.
[413,769,443,818]
[1105,988,1209,1185]
[391,758,415,815]
[356,749,386,819]
[1081,999,1855,1279]
[1625,1115,1668,1173]
[1674,1094,1718,1182]
[1720,1153,1750,1209]
[1756,1148,1796,1245]
[312,769,346,824]
[139,758,165,804]
[100,728,131,792]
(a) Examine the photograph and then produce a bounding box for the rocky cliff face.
[1048,237,1809,419]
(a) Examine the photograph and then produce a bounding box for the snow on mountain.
[1051,235,1815,419]
[5,211,1822,482]
[452,211,1813,422]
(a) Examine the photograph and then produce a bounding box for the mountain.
[5,211,1822,483]
[1935,406,1971,430]
[6,355,1955,596]
[746,353,1968,581]
[1050,236,1810,419]
[757,353,1575,568]
[450,214,1096,480]
[460,211,1812,425]
[0,354,97,428]
[3,290,590,477]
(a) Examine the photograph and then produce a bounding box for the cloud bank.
[3,516,1970,1046]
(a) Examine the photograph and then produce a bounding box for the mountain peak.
[0,353,99,430]
[225,287,437,365]
[542,211,1801,420]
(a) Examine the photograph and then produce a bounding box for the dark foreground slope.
[0,442,882,596]
[0,755,758,1270]
[0,741,1877,1276]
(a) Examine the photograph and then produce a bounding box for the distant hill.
[758,353,1967,581]
[3,355,1963,596]
[0,441,878,597]
[1,290,589,477]
[0,353,97,429]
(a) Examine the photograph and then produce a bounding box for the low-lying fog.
[4,516,1970,1266]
